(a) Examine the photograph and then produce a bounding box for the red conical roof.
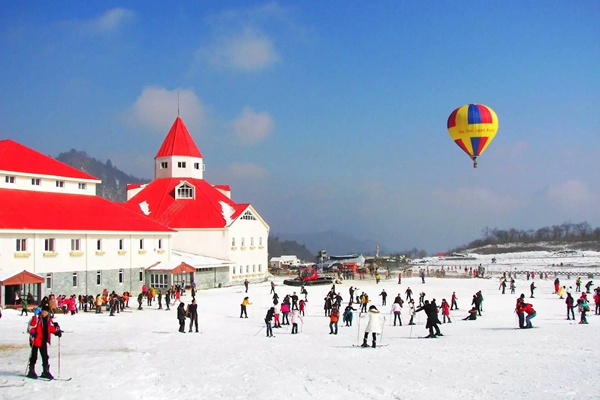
[155,117,203,158]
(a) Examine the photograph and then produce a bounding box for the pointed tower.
[155,117,204,180]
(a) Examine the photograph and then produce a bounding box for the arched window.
[176,183,195,199]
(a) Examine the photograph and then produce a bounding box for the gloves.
[30,332,37,338]
[53,322,60,329]
[55,330,63,338]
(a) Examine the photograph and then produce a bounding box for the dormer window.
[177,161,186,168]
[194,162,200,170]
[160,162,168,169]
[176,183,194,199]
[5,176,15,184]
[31,178,40,186]
[78,183,86,190]
[241,211,257,221]
[56,180,65,188]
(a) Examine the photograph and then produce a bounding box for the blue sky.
[1,2,599,253]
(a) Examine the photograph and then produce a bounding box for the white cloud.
[227,163,269,180]
[544,180,593,210]
[80,8,135,34]
[432,186,519,213]
[125,86,207,134]
[228,107,274,145]
[202,27,279,71]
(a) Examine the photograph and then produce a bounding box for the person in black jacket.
[188,299,199,333]
[177,303,186,333]
[165,290,171,311]
[415,300,442,338]
[265,307,275,337]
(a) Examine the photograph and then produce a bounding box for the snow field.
[1,273,599,400]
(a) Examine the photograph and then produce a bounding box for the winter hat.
[41,305,50,312]
[369,305,378,311]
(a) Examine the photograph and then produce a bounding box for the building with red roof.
[125,117,270,287]
[0,139,174,307]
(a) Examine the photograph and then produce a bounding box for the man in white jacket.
[361,305,386,348]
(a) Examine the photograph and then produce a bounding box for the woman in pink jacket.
[290,309,303,334]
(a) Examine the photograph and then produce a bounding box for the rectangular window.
[56,180,65,188]
[259,264,262,272]
[16,238,27,252]
[96,239,102,251]
[5,176,15,183]
[241,238,245,247]
[71,239,80,251]
[158,239,163,250]
[119,269,124,284]
[44,238,55,252]
[78,182,86,190]
[253,265,256,272]
[139,239,144,250]
[160,162,168,169]
[119,238,125,250]
[259,237,263,246]
[246,265,249,273]
[251,237,254,246]
[96,271,102,285]
[31,178,40,186]
[233,266,236,274]
[232,238,236,246]
[72,272,78,287]
[177,161,186,168]
[194,162,200,170]
[139,269,144,282]
[46,273,53,290]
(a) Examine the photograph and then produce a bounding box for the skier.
[281,302,290,325]
[299,299,306,316]
[379,289,388,306]
[188,299,199,333]
[515,295,525,328]
[27,305,62,379]
[361,305,386,348]
[270,281,275,294]
[343,304,355,327]
[157,290,163,310]
[407,299,416,325]
[553,277,560,294]
[450,292,458,310]
[291,308,303,334]
[440,299,451,323]
[177,302,187,333]
[566,292,575,320]
[405,287,413,301]
[240,297,251,318]
[575,277,582,292]
[398,272,402,284]
[415,300,442,338]
[137,292,143,310]
[519,301,536,328]
[301,285,308,301]
[264,307,275,337]
[578,298,589,324]
[291,292,299,310]
[244,279,249,293]
[329,306,340,335]
[391,301,402,326]
[463,306,478,320]
[165,290,171,311]
[585,280,593,293]
[323,295,333,317]
[272,292,279,306]
[530,281,536,298]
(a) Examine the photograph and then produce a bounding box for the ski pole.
[58,335,61,378]
[356,312,362,346]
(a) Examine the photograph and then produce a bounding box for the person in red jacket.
[27,305,62,379]
[520,301,537,329]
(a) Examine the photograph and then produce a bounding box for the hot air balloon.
[447,104,498,168]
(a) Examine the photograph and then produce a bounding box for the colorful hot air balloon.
[447,104,498,168]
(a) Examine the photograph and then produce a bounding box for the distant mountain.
[274,230,384,257]
[56,149,150,202]
[268,236,314,261]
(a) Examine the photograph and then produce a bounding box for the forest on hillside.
[451,221,600,254]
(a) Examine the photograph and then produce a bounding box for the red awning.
[1,270,44,285]
[172,263,196,274]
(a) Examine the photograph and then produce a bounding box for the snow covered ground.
[1,253,600,400]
